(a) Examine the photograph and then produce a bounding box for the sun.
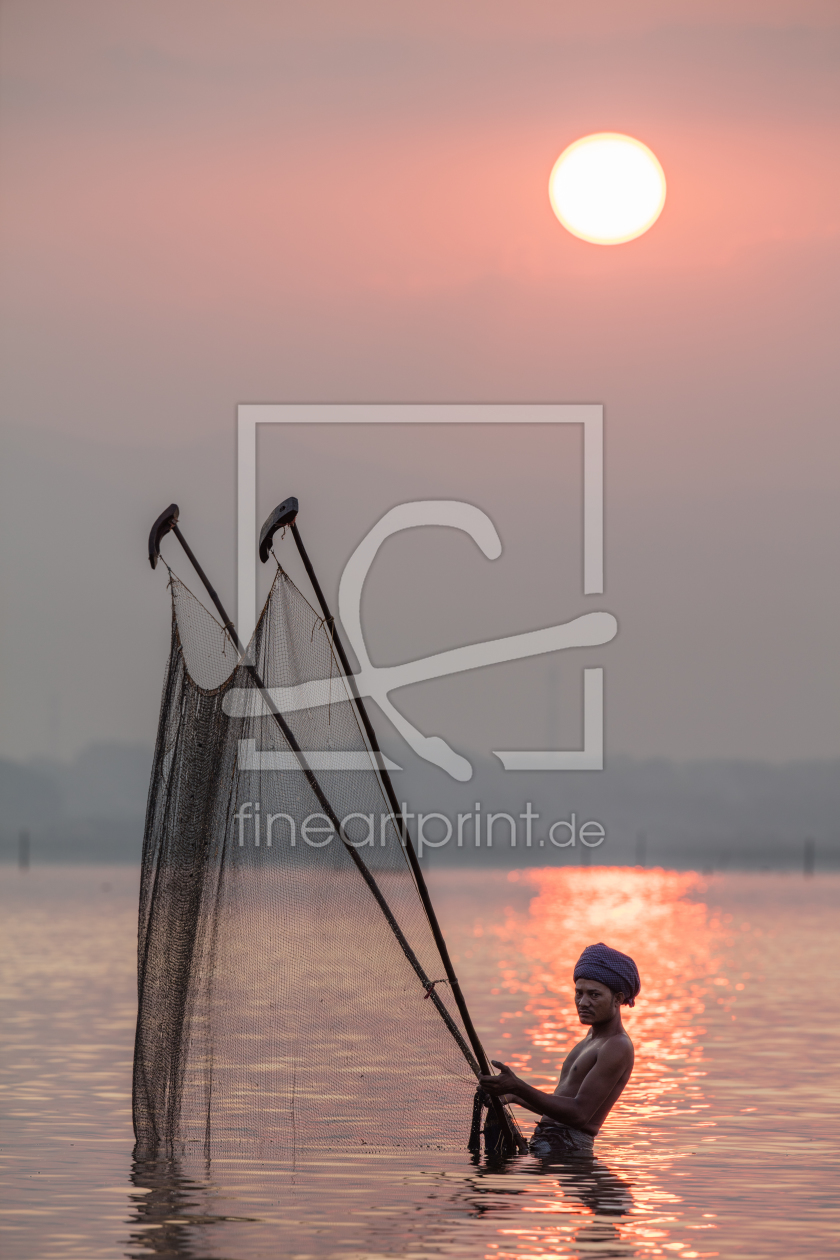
[548,133,666,245]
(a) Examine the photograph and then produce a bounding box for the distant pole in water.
[18,829,30,871]
[635,830,647,869]
[803,837,815,877]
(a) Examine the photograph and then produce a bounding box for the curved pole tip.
[148,504,179,569]
[259,497,299,563]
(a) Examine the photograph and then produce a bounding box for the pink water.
[1,865,837,1259]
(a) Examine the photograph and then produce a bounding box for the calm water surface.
[1,865,837,1259]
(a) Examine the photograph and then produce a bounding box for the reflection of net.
[133,569,481,1161]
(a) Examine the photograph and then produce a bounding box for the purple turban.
[574,943,641,1007]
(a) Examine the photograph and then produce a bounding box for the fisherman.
[479,942,640,1156]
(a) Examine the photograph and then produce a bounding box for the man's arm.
[479,1043,631,1130]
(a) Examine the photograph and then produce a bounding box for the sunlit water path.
[1,866,837,1259]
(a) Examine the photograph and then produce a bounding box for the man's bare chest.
[555,1041,600,1092]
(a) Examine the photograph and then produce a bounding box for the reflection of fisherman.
[479,943,640,1155]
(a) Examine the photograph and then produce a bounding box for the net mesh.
[133,566,496,1162]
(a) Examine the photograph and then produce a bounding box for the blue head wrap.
[574,943,641,1007]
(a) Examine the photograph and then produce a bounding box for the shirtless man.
[479,942,640,1155]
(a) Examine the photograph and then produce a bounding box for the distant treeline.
[0,742,151,863]
[413,755,840,871]
[0,742,837,870]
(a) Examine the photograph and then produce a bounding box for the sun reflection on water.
[477,867,726,1259]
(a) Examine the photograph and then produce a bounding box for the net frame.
[133,561,519,1162]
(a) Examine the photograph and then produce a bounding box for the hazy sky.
[1,1,838,765]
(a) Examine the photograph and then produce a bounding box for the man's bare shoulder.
[565,1027,633,1064]
[598,1028,634,1066]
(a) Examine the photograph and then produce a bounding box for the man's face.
[574,976,620,1024]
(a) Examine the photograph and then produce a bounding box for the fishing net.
[133,565,507,1162]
